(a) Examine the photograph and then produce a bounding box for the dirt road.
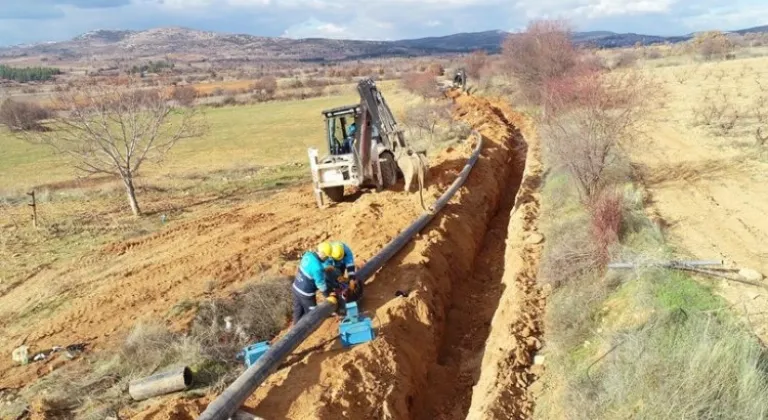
[634,123,768,338]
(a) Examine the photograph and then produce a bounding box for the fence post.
[27,191,37,229]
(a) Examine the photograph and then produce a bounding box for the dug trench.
[239,94,542,420]
[127,92,545,420]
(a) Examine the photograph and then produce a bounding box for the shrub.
[543,69,656,201]
[465,50,489,78]
[588,188,623,266]
[191,276,292,362]
[426,62,445,76]
[171,85,197,107]
[401,72,439,98]
[693,31,735,60]
[502,19,578,105]
[0,99,51,131]
[612,50,638,68]
[251,76,277,101]
[220,95,238,107]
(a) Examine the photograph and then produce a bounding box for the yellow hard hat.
[317,242,332,259]
[330,242,345,261]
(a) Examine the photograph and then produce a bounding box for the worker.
[292,242,339,325]
[323,241,363,303]
[342,123,356,153]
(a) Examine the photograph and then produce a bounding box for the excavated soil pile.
[465,104,545,419]
[2,92,544,420]
[163,92,536,420]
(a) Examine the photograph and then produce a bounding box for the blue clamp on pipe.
[240,341,270,367]
[339,302,375,347]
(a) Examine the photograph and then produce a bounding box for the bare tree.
[501,19,578,105]
[402,102,452,143]
[20,82,207,216]
[543,70,657,202]
[401,72,440,99]
[464,50,489,79]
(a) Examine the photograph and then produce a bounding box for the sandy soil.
[4,91,546,420]
[634,122,768,339]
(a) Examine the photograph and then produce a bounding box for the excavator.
[307,78,416,207]
[307,71,467,208]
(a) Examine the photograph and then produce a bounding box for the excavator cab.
[323,105,359,155]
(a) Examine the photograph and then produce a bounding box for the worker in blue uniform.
[292,242,339,325]
[341,123,356,154]
[323,241,363,303]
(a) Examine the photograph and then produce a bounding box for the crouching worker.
[323,241,363,303]
[292,242,339,325]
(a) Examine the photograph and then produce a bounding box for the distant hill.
[734,25,768,35]
[0,24,766,64]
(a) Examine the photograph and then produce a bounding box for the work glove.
[348,279,357,292]
[324,265,336,273]
[326,292,338,307]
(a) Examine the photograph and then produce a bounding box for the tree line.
[0,65,61,82]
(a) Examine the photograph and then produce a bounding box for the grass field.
[0,78,419,285]
[0,79,415,193]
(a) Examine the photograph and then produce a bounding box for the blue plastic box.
[242,341,270,367]
[339,302,375,347]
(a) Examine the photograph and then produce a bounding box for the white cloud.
[0,0,766,46]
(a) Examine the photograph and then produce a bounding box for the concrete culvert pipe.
[128,366,192,401]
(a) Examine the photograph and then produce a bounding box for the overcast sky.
[0,0,766,46]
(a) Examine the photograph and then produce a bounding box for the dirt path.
[634,123,768,338]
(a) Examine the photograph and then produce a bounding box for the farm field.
[633,55,768,338]
[0,80,412,192]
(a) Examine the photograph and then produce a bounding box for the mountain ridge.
[1,25,766,63]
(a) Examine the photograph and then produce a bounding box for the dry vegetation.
[0,276,292,419]
[509,20,768,420]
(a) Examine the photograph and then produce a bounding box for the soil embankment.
[4,92,546,420]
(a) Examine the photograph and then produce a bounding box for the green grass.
[0,80,416,191]
[653,270,722,312]
[535,168,768,420]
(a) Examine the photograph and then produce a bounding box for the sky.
[0,0,767,46]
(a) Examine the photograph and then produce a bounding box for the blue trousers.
[292,289,317,325]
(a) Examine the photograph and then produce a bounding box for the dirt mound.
[465,103,545,419]
[0,151,459,391]
[176,92,535,420]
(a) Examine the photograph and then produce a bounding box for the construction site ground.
[0,92,546,420]
[5,58,767,420]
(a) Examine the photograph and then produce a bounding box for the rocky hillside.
[0,27,506,63]
[1,25,766,63]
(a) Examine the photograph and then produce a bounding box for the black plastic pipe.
[198,131,484,420]
[355,131,483,281]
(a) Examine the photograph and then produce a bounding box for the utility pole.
[27,191,37,229]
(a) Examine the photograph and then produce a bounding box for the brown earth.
[2,91,545,420]
[634,123,768,340]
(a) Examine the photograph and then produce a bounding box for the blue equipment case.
[339,302,375,347]
[241,341,270,367]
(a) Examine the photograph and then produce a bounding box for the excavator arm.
[356,78,409,154]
